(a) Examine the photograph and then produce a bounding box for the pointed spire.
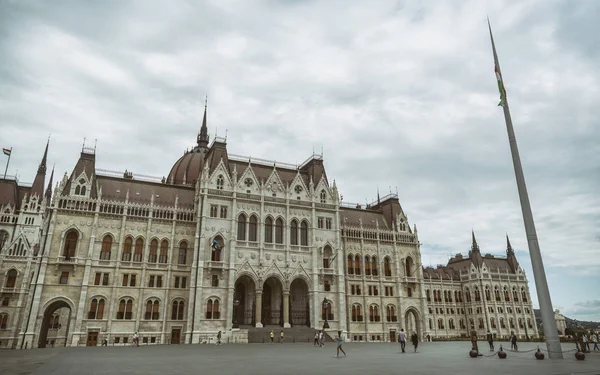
[44,165,54,202]
[38,138,49,174]
[471,230,480,252]
[506,234,514,254]
[197,95,209,149]
[377,187,381,205]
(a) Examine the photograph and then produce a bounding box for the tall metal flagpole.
[488,19,562,358]
[3,147,11,179]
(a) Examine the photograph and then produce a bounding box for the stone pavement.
[0,341,598,375]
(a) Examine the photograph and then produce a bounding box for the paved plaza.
[0,341,598,375]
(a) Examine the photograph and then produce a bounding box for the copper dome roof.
[167,149,206,185]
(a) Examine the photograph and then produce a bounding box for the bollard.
[534,347,545,360]
[575,351,585,361]
[498,345,507,359]
[469,350,479,358]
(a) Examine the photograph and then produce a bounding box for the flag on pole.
[2,148,10,156]
[488,18,507,107]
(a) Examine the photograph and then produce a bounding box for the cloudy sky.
[1,0,598,321]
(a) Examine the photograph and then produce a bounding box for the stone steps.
[245,326,334,344]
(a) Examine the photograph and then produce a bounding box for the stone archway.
[289,278,309,327]
[38,300,73,348]
[262,276,283,326]
[405,307,420,339]
[234,275,256,326]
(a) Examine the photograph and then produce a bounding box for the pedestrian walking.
[510,332,518,351]
[133,331,140,347]
[592,333,599,351]
[336,331,346,357]
[398,329,407,353]
[217,330,222,345]
[470,326,479,353]
[583,334,590,352]
[320,330,325,347]
[486,331,494,351]
[270,330,274,344]
[313,331,320,346]
[279,330,284,344]
[410,331,419,353]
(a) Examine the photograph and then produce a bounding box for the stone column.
[255,290,263,328]
[283,291,290,328]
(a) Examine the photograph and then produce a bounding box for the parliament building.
[0,107,537,348]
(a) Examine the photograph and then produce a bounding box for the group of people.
[269,330,285,344]
[579,332,600,352]
[396,329,420,353]
[313,330,326,347]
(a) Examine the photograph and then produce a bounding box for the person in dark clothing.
[510,332,518,351]
[410,332,419,353]
[486,331,494,351]
[398,329,407,353]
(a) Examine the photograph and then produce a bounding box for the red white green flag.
[495,65,507,107]
[2,148,10,156]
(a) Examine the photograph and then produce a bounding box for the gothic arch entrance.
[405,308,420,339]
[262,277,283,326]
[38,300,73,348]
[233,275,256,326]
[289,278,309,327]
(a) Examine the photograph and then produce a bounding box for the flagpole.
[488,19,562,359]
[3,147,11,179]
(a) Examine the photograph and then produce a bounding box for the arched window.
[527,318,533,328]
[148,239,158,263]
[100,235,112,260]
[438,318,445,329]
[145,299,160,320]
[386,305,397,322]
[509,317,515,328]
[448,290,453,302]
[449,318,455,329]
[211,236,223,262]
[5,269,17,288]
[290,220,298,245]
[178,241,188,265]
[275,218,284,244]
[485,287,491,301]
[133,238,144,262]
[504,287,510,302]
[300,220,308,246]
[368,304,380,322]
[426,289,431,302]
[216,175,224,190]
[322,300,334,320]
[171,300,185,320]
[347,255,354,274]
[320,189,326,203]
[384,257,392,277]
[248,215,258,242]
[75,185,81,195]
[364,256,371,275]
[354,255,361,275]
[371,256,378,276]
[494,286,501,301]
[159,240,168,263]
[0,230,9,250]
[474,287,481,302]
[460,319,466,329]
[117,298,133,320]
[465,288,471,303]
[490,317,496,329]
[122,237,133,261]
[0,313,7,329]
[512,287,519,302]
[405,256,414,277]
[351,304,363,322]
[206,299,220,319]
[88,298,105,319]
[518,318,524,329]
[264,217,273,243]
[63,230,78,259]
[237,214,247,241]
[429,318,433,330]
[521,287,528,302]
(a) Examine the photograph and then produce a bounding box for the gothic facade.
[0,108,537,348]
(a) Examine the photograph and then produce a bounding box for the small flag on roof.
[2,148,10,156]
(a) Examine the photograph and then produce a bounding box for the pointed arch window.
[512,287,519,302]
[494,287,501,302]
[429,318,433,330]
[216,175,224,190]
[264,217,273,243]
[145,299,160,320]
[364,256,371,275]
[117,298,133,320]
[405,256,414,277]
[322,245,333,268]
[63,230,78,259]
[490,317,497,329]
[248,215,258,242]
[122,237,133,261]
[5,269,17,288]
[354,255,361,275]
[211,237,223,262]
[474,287,481,302]
[485,286,491,301]
[438,318,445,329]
[459,319,466,329]
[275,218,284,244]
[0,230,8,250]
[521,287,528,302]
[449,318,455,329]
[500,317,506,329]
[237,214,247,241]
[206,299,220,319]
[133,238,144,262]
[320,189,326,203]
[504,287,510,302]
[368,304,380,322]
[178,241,188,265]
[300,220,308,246]
[171,300,185,320]
[371,256,378,276]
[386,305,397,322]
[321,300,334,320]
[465,288,472,303]
[351,304,362,322]
[100,235,112,260]
[347,255,354,274]
[148,239,158,263]
[0,313,7,329]
[290,220,298,245]
[159,240,168,263]
[88,298,105,319]
[384,257,392,277]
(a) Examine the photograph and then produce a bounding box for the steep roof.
[97,176,195,209]
[340,207,390,229]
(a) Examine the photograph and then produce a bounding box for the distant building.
[554,310,567,335]
[423,233,538,339]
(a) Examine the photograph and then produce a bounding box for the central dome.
[167,148,205,185]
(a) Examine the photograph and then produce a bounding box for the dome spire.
[197,95,209,148]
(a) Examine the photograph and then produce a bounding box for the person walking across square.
[336,331,346,357]
[411,331,419,353]
[398,329,407,353]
